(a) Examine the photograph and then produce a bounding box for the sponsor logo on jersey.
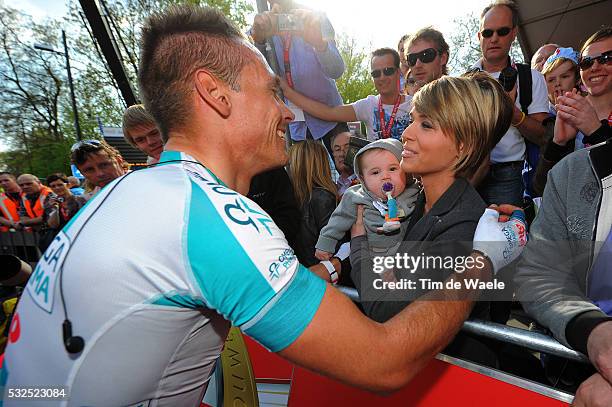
[26,231,70,313]
[268,249,296,280]
[186,165,274,235]
[225,197,274,235]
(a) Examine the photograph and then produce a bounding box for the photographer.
[250,0,347,152]
[38,173,86,251]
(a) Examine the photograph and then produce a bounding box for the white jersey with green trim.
[1,151,326,406]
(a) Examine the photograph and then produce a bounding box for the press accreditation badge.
[26,231,70,313]
[287,100,305,122]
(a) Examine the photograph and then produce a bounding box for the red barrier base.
[243,336,570,407]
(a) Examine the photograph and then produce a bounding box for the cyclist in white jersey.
[1,6,527,406]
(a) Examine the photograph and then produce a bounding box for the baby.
[315,138,419,260]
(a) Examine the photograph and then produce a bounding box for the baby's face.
[360,149,407,200]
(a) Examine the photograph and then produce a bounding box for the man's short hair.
[0,172,17,181]
[581,26,612,55]
[406,27,450,75]
[17,174,40,184]
[481,0,519,27]
[412,72,514,179]
[70,140,124,167]
[371,48,400,68]
[46,173,69,185]
[122,104,157,147]
[138,5,249,142]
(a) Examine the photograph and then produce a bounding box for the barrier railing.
[337,285,590,364]
[0,231,41,265]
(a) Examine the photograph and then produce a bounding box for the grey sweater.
[515,139,612,352]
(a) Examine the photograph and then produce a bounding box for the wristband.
[321,260,339,285]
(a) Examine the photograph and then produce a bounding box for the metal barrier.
[337,285,590,364]
[0,231,41,265]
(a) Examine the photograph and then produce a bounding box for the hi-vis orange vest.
[0,192,21,232]
[21,186,52,219]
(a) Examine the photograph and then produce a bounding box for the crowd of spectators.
[1,0,610,402]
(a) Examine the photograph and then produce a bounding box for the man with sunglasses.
[404,27,449,91]
[281,47,411,141]
[70,139,127,198]
[473,0,549,209]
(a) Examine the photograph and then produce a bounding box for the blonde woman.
[350,72,515,366]
[288,140,339,267]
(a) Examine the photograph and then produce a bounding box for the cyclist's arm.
[308,257,341,282]
[279,259,488,392]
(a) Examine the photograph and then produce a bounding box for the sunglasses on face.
[407,48,438,67]
[578,50,612,70]
[480,26,512,38]
[371,67,398,78]
[71,139,101,152]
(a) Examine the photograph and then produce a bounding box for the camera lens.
[498,66,517,92]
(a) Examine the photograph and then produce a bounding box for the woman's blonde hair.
[412,72,513,178]
[288,140,339,206]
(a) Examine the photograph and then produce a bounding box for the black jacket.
[248,167,301,249]
[350,177,495,366]
[350,177,487,320]
[294,188,337,267]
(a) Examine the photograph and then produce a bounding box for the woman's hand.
[350,204,366,238]
[556,90,601,136]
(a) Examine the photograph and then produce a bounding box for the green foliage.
[0,0,252,175]
[335,34,376,104]
[0,127,73,177]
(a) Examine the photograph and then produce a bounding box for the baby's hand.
[315,249,333,261]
